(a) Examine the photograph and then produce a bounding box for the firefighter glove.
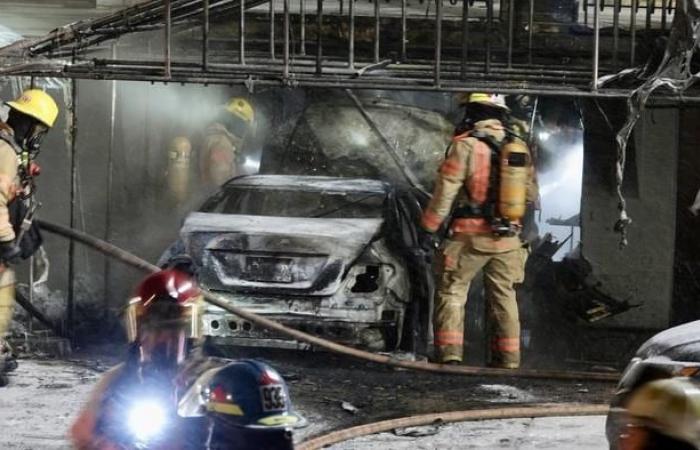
[0,241,21,265]
[419,230,441,254]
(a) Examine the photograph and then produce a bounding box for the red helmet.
[124,269,202,345]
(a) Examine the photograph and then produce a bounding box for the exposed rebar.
[528,0,534,64]
[300,0,306,55]
[507,0,514,68]
[593,0,600,90]
[613,0,620,68]
[401,0,407,61]
[486,0,493,73]
[460,0,469,79]
[67,78,78,340]
[104,44,117,321]
[348,0,355,68]
[164,0,172,79]
[240,0,246,64]
[630,0,637,66]
[269,0,276,59]
[435,0,443,86]
[316,0,323,74]
[283,0,290,79]
[202,0,209,70]
[374,0,381,63]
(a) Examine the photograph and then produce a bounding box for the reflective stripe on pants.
[433,238,524,365]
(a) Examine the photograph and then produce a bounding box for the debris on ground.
[393,420,444,437]
[478,384,537,402]
[341,401,360,415]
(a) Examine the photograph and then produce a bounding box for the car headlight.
[127,399,168,442]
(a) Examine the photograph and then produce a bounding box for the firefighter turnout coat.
[421,119,537,367]
[0,123,21,339]
[200,122,243,187]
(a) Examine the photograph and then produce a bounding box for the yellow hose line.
[296,403,610,450]
[38,220,621,382]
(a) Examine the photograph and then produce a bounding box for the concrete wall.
[582,101,677,330]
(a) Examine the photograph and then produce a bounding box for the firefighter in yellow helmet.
[420,92,537,368]
[0,89,58,386]
[618,377,700,450]
[200,97,255,188]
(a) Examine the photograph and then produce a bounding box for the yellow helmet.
[225,97,254,125]
[6,89,59,128]
[457,92,509,110]
[626,377,700,447]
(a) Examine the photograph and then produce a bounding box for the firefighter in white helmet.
[200,97,255,187]
[420,92,538,368]
[0,89,58,386]
[618,377,700,450]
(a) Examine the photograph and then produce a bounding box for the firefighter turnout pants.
[433,238,526,367]
[0,267,15,339]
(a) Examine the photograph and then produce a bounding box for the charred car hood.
[182,212,383,296]
[635,320,700,361]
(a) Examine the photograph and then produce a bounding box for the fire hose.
[36,219,620,382]
[296,403,609,450]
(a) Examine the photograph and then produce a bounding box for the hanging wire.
[599,0,700,248]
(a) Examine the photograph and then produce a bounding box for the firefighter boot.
[0,338,16,387]
[0,338,17,372]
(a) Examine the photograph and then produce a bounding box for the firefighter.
[200,360,304,450]
[70,268,207,449]
[420,92,537,368]
[70,268,303,450]
[0,89,58,385]
[618,377,700,450]
[200,97,255,188]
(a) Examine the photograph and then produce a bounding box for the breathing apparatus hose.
[36,219,620,383]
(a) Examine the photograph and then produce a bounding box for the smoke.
[535,128,584,261]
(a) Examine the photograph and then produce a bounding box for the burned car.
[162,174,432,352]
[605,320,700,449]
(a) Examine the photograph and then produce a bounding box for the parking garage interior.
[2,0,700,448]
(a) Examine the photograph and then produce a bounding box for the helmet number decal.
[261,385,286,412]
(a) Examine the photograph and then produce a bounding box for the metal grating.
[0,0,695,100]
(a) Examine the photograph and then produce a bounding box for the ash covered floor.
[0,349,615,449]
[0,359,100,449]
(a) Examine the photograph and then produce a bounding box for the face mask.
[25,125,48,158]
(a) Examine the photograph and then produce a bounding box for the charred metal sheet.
[261,97,450,189]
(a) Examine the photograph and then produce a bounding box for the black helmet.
[204,359,304,428]
[204,360,304,450]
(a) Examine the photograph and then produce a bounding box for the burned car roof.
[225,175,390,194]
